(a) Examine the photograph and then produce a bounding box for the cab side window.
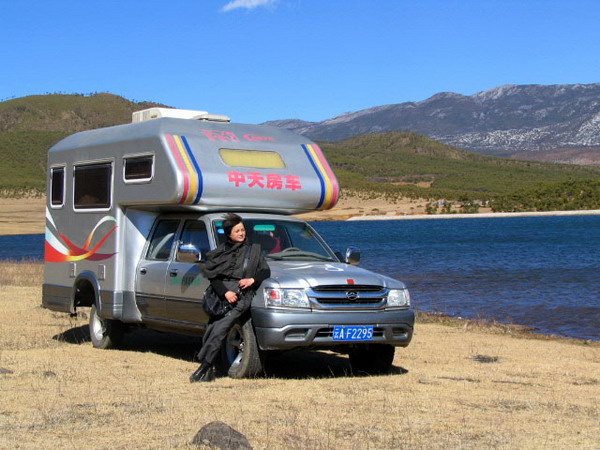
[146,220,179,260]
[178,221,210,261]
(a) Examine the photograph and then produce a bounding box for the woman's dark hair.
[222,213,243,238]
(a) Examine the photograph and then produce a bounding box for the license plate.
[333,325,374,341]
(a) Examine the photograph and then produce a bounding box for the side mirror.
[344,247,360,265]
[177,243,201,263]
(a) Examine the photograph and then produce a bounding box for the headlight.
[264,288,310,308]
[387,289,410,307]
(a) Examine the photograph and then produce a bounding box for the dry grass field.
[0,261,598,449]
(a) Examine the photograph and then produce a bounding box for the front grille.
[308,285,387,308]
[312,285,383,292]
[317,297,383,305]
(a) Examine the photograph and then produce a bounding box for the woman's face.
[229,222,246,243]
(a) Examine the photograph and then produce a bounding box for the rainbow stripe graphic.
[301,144,339,210]
[166,134,203,204]
[45,208,117,263]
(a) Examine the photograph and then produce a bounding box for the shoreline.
[346,209,600,221]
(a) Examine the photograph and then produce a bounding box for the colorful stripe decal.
[166,134,203,204]
[181,136,203,203]
[301,144,339,210]
[45,208,117,263]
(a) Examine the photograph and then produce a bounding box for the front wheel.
[219,318,264,379]
[89,304,124,349]
[349,344,395,375]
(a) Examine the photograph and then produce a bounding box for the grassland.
[1,261,598,449]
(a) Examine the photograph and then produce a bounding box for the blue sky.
[1,0,599,124]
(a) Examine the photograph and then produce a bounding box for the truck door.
[165,220,211,325]
[135,219,181,320]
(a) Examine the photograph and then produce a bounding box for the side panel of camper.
[43,155,122,315]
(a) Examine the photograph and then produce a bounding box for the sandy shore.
[0,197,46,235]
[0,261,598,448]
[1,196,428,235]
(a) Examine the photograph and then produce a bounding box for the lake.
[1,215,598,341]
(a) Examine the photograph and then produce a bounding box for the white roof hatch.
[132,107,231,123]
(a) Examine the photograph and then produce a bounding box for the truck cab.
[42,108,414,378]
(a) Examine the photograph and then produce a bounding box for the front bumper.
[251,307,414,350]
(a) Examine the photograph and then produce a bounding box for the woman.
[190,213,270,382]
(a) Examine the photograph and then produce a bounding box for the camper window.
[124,155,153,182]
[50,167,65,207]
[73,163,112,210]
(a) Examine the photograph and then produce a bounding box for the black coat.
[204,240,270,299]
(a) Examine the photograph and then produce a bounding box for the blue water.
[312,216,600,341]
[2,215,598,340]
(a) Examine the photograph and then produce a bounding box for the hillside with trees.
[319,132,600,210]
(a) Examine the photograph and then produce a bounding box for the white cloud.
[221,0,278,12]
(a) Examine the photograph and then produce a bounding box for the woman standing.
[190,213,270,382]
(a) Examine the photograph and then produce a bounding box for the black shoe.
[200,366,216,382]
[189,364,215,383]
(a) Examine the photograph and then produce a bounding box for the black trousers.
[196,291,252,365]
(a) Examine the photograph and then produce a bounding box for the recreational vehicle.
[42,108,414,378]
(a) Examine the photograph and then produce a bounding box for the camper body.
[43,110,414,377]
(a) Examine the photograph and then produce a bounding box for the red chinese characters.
[201,130,276,143]
[227,171,302,191]
[201,130,240,142]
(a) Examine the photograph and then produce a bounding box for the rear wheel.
[349,344,395,375]
[219,318,264,379]
[89,304,124,349]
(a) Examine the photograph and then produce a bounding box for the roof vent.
[132,107,231,123]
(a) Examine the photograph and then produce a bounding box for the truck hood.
[266,260,405,290]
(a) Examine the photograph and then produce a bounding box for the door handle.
[169,269,178,277]
[140,267,147,275]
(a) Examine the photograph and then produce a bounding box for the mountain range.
[265,83,600,165]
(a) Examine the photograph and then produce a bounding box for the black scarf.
[203,240,246,279]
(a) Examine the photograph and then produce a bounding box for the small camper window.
[73,163,112,210]
[219,149,285,169]
[124,155,153,182]
[50,167,65,207]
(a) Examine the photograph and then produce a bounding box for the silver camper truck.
[42,108,414,378]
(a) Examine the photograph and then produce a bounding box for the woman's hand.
[238,278,255,290]
[225,291,238,303]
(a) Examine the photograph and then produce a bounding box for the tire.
[219,318,264,379]
[89,304,124,349]
[349,344,395,375]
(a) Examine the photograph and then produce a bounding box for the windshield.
[213,218,338,262]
